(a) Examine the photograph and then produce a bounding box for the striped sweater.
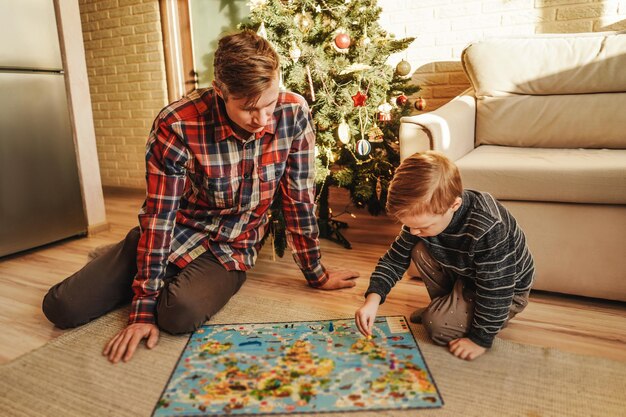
[366,190,535,348]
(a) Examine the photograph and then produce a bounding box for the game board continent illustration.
[153,316,442,416]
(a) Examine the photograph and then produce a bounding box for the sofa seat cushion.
[475,93,626,149]
[455,145,626,204]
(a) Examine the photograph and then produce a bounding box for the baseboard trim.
[87,221,111,235]
[102,185,145,197]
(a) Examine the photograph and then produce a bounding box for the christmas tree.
[242,0,419,252]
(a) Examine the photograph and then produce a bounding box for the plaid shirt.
[130,88,327,324]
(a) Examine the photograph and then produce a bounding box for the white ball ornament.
[337,118,351,144]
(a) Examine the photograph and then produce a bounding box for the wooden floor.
[0,188,625,365]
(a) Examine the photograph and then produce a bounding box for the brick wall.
[79,0,167,188]
[378,0,626,112]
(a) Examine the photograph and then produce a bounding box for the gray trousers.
[42,227,247,334]
[412,241,529,346]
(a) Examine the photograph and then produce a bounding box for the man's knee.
[156,298,207,334]
[42,288,85,329]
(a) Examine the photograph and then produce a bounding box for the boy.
[43,30,359,364]
[355,151,534,360]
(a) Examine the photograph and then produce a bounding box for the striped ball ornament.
[356,139,371,156]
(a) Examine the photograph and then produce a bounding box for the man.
[43,30,359,363]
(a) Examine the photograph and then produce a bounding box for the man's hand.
[355,293,382,336]
[448,337,486,361]
[318,266,360,290]
[103,322,160,364]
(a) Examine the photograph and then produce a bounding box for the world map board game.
[153,316,443,416]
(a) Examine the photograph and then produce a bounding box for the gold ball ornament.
[294,13,314,33]
[395,60,411,77]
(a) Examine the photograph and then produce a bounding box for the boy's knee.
[422,308,447,346]
[42,289,84,329]
[422,306,466,346]
[157,299,206,334]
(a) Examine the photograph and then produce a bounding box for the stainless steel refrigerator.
[0,0,87,257]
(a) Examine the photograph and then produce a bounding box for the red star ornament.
[351,91,367,107]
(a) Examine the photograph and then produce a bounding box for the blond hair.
[386,151,463,217]
[213,30,279,104]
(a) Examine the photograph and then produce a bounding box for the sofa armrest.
[399,89,477,162]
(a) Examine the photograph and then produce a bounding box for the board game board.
[153,316,443,416]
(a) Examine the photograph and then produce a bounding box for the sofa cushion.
[455,145,626,205]
[462,32,626,149]
[463,32,626,96]
[475,93,626,149]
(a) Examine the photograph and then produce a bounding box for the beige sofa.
[399,31,626,302]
